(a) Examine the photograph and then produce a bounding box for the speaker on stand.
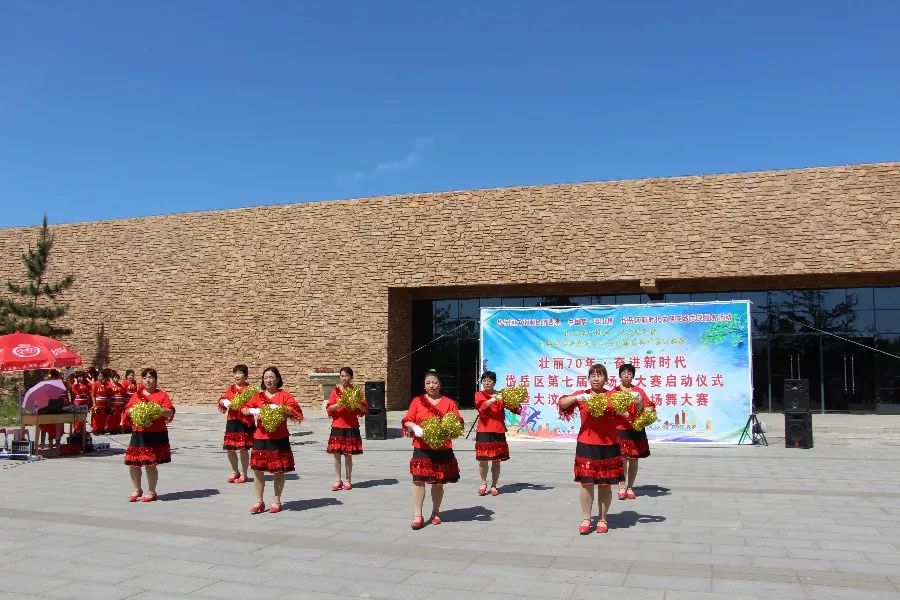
[364,380,388,440]
[784,379,813,449]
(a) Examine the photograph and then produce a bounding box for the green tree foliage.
[0,215,75,337]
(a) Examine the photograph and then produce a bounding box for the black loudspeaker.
[784,412,814,449]
[365,409,388,440]
[365,381,386,411]
[784,379,809,412]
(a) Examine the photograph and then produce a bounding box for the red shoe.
[626,488,637,500]
[430,515,441,525]
[617,489,627,500]
[490,487,500,496]
[578,518,592,535]
[342,481,352,491]
[128,490,143,503]
[411,516,425,530]
[477,483,488,496]
[331,480,343,492]
[249,501,266,514]
[235,475,247,484]
[227,473,239,483]
[596,520,609,534]
[140,492,158,503]
[269,502,282,514]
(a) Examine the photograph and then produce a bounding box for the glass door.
[770,334,821,411]
[821,336,875,412]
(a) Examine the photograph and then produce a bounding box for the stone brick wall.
[1,163,898,409]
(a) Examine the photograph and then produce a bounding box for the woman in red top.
[323,366,368,491]
[558,364,624,535]
[120,370,137,433]
[613,363,655,500]
[90,369,111,434]
[218,364,255,484]
[122,368,175,503]
[401,371,464,530]
[71,372,91,433]
[107,371,126,435]
[241,366,303,514]
[474,371,510,497]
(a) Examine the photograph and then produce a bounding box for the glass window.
[769,290,794,313]
[459,299,480,319]
[875,335,900,404]
[876,310,900,333]
[848,310,876,334]
[691,293,717,302]
[718,291,768,309]
[570,295,593,306]
[665,293,691,303]
[847,288,874,310]
[480,297,502,308]
[433,300,457,320]
[875,287,900,309]
[750,312,769,337]
[522,297,542,307]
[597,295,617,305]
[616,294,642,305]
[820,289,847,311]
[501,297,524,307]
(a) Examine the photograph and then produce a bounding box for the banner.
[480,301,752,443]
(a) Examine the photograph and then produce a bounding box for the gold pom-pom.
[421,416,447,449]
[259,404,288,433]
[230,386,260,412]
[608,391,635,415]
[337,386,363,411]
[632,408,658,431]
[585,392,609,418]
[130,401,165,428]
[499,386,528,412]
[440,412,464,440]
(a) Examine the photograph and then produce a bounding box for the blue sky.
[2,1,898,228]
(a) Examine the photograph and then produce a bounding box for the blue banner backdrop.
[480,301,752,443]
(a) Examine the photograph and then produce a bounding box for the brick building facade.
[1,162,899,410]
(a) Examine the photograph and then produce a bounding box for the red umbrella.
[0,332,83,372]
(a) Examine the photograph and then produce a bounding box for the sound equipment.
[784,412,814,449]
[784,379,809,412]
[365,409,388,440]
[365,381,386,411]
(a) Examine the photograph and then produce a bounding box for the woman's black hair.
[340,366,354,378]
[261,366,283,390]
[480,371,497,383]
[141,368,158,379]
[424,369,441,382]
[233,364,249,377]
[619,363,636,376]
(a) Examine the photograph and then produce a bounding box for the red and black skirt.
[250,437,295,474]
[223,418,255,450]
[124,431,172,466]
[618,428,650,459]
[327,427,363,455]
[574,441,624,485]
[410,447,460,484]
[475,431,510,462]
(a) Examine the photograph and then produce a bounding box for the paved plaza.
[2,408,900,600]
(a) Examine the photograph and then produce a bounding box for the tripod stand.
[738,414,768,446]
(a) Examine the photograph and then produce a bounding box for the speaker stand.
[465,418,477,440]
[738,414,768,446]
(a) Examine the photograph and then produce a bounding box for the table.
[21,413,88,453]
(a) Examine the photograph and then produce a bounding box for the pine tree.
[1,215,75,337]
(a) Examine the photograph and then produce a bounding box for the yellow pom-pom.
[259,404,288,433]
[632,408,658,431]
[440,412,464,440]
[337,386,362,411]
[499,386,528,412]
[585,392,609,418]
[421,416,447,449]
[130,401,164,428]
[230,386,259,412]
[608,391,635,415]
